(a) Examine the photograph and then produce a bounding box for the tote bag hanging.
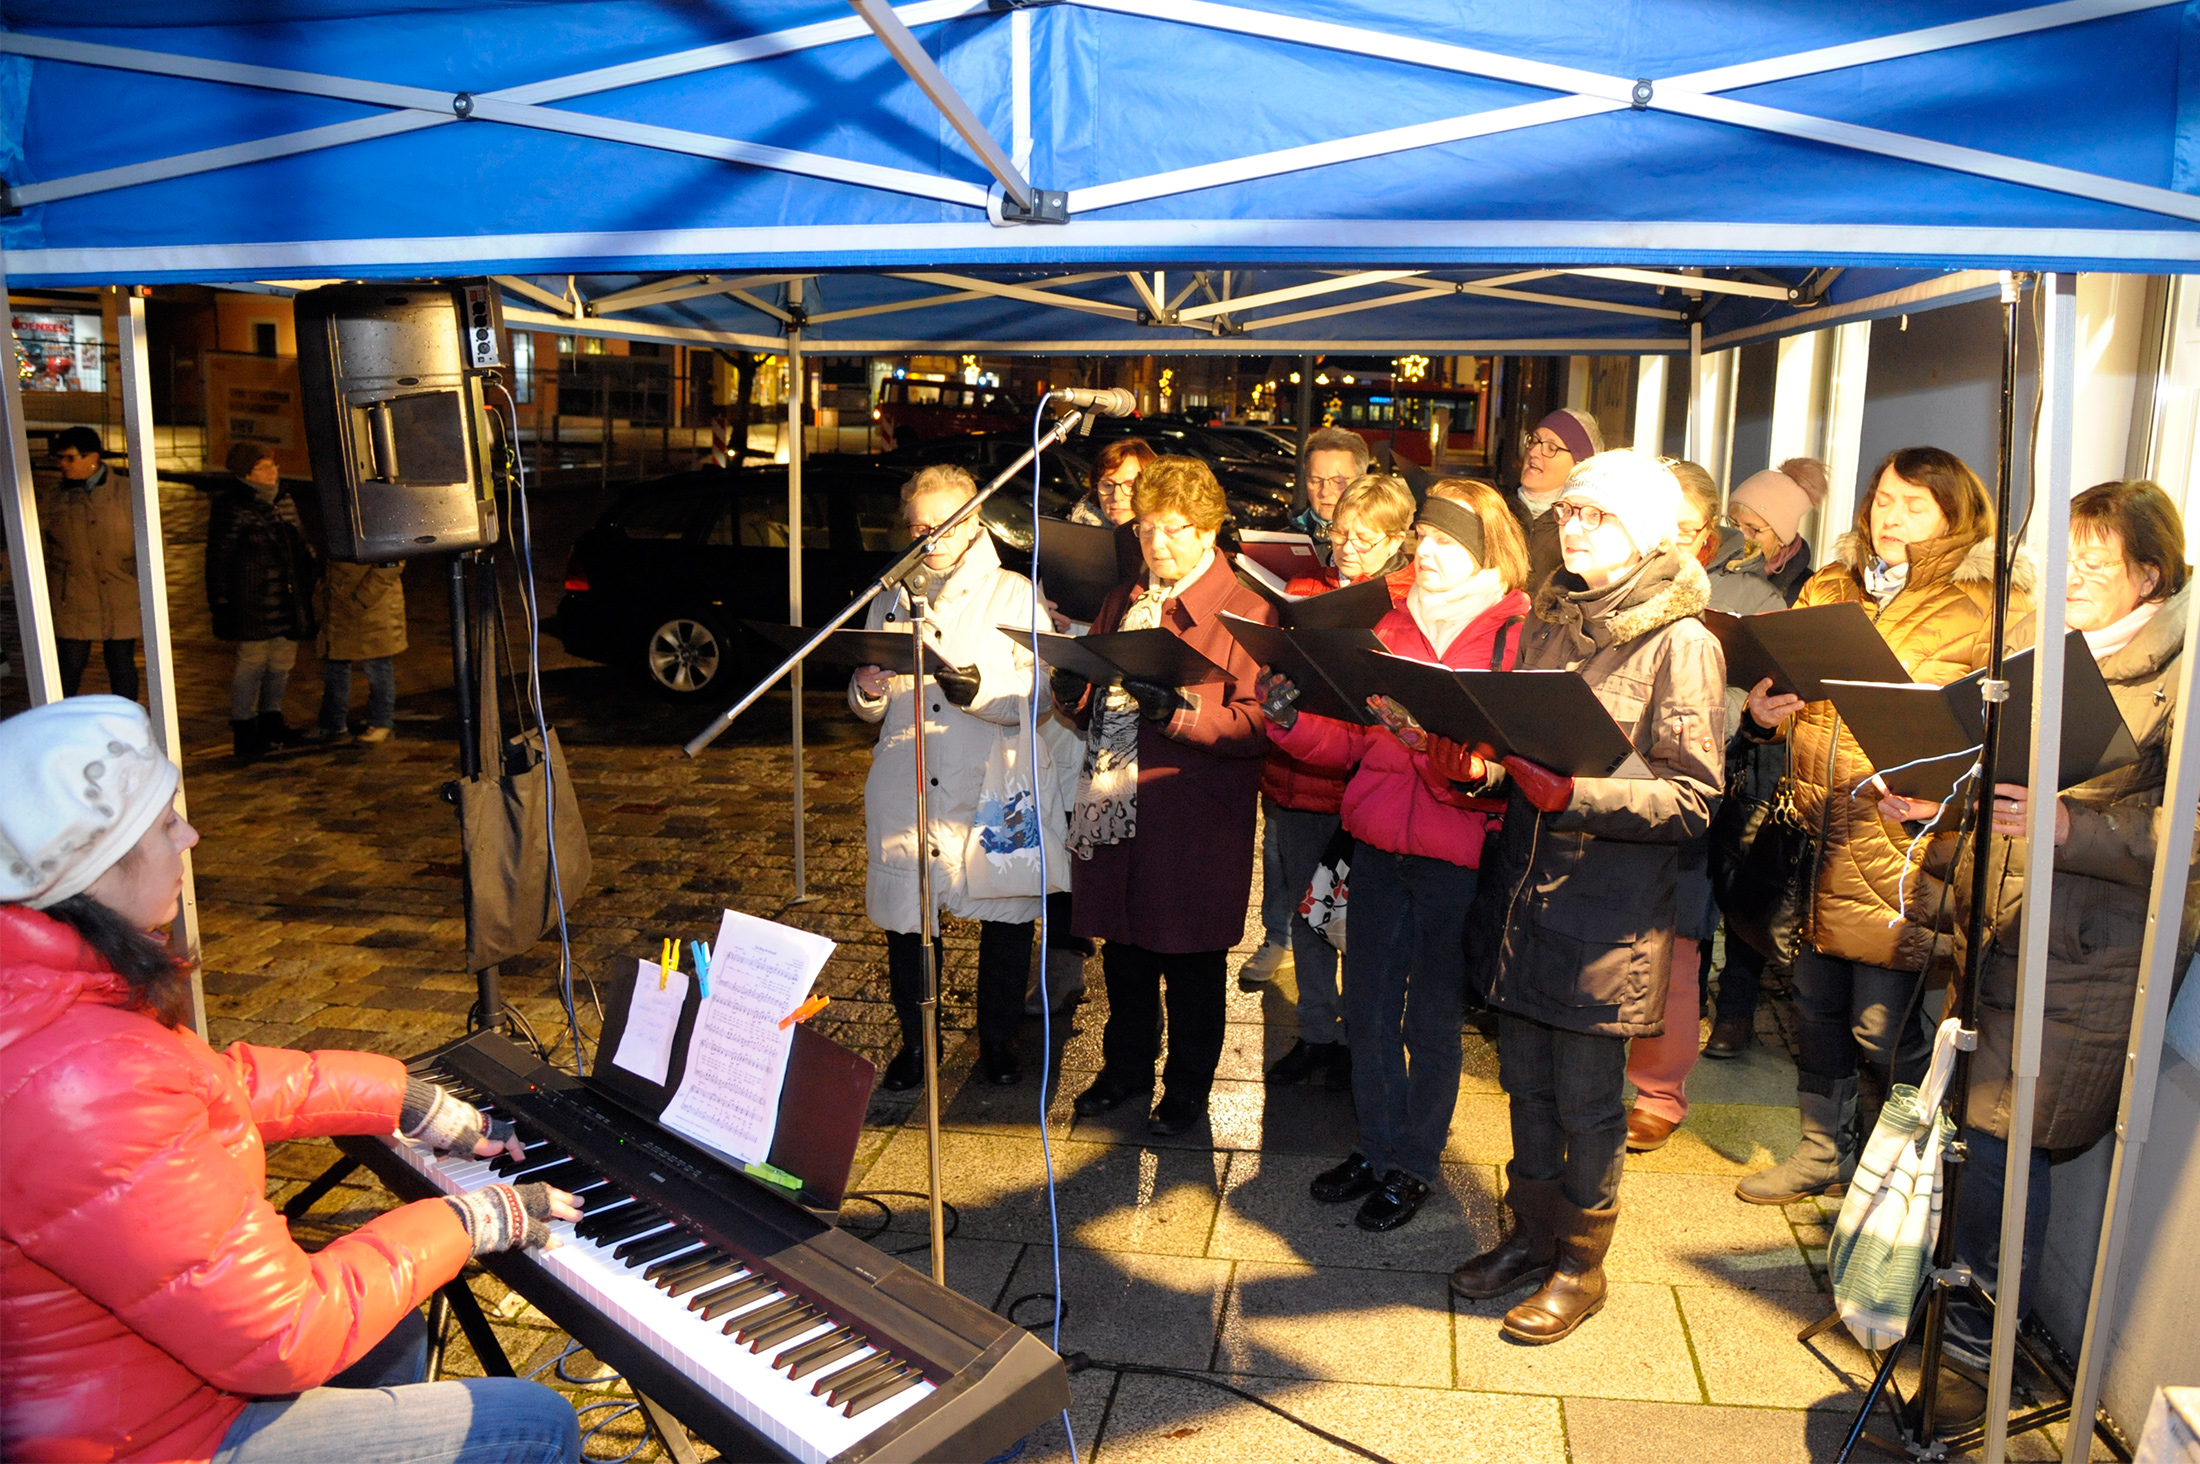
[1298,827,1356,952]
[965,692,1070,901]
[1828,1017,1964,1351]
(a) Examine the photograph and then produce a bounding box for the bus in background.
[1258,356,1492,469]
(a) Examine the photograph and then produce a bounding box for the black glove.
[932,662,981,708]
[443,1182,570,1256]
[1050,668,1090,711]
[1257,671,1300,730]
[1124,678,1183,723]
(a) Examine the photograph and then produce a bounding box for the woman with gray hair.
[851,465,1064,1091]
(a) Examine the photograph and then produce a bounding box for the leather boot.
[1451,1178,1561,1300]
[257,710,304,749]
[231,718,268,760]
[1736,1078,1858,1205]
[1500,1198,1619,1344]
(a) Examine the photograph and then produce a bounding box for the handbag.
[1710,768,1813,966]
[964,692,1070,901]
[1828,1017,1964,1350]
[1298,826,1356,952]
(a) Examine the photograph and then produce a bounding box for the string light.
[1397,354,1430,382]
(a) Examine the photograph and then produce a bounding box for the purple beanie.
[1538,408,1603,464]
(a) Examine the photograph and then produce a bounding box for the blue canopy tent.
[3,5,2198,1460]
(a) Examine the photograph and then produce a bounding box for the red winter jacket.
[0,906,473,1463]
[1268,590,1529,868]
[1261,563,1418,814]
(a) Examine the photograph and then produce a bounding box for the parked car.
[871,377,1023,449]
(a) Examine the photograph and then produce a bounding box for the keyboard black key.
[646,1247,726,1284]
[593,1209,670,1245]
[727,1295,807,1341]
[743,1306,824,1353]
[665,1258,742,1299]
[815,1352,901,1402]
[618,1230,701,1266]
[780,1329,866,1381]
[842,1365,925,1417]
[572,1202,642,1241]
[521,1159,597,1192]
[697,1276,780,1322]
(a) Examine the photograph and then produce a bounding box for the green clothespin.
[743,1159,802,1195]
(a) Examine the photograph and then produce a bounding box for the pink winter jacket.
[1268,591,1529,868]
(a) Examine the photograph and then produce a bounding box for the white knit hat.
[0,697,180,909]
[1560,449,1683,557]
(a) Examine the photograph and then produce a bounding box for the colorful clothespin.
[778,993,830,1030]
[691,940,712,1000]
[657,937,674,989]
[743,1159,803,1194]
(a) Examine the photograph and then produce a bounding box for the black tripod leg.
[1835,1288,1933,1464]
[424,1291,451,1381]
[279,1156,361,1220]
[441,1273,515,1377]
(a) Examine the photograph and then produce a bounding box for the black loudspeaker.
[295,280,505,562]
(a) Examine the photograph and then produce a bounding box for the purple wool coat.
[1062,553,1276,954]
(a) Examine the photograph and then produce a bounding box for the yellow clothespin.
[658,937,674,989]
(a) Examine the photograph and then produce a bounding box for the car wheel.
[644,615,726,696]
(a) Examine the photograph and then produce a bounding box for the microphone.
[1049,386,1139,417]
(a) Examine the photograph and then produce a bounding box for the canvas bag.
[1828,1017,1964,1351]
[964,690,1070,901]
[1298,826,1355,952]
[456,602,593,972]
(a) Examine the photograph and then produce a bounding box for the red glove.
[1424,734,1485,785]
[1502,755,1575,814]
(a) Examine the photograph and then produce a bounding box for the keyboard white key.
[380,1138,937,1463]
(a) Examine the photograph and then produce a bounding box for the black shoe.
[1310,1152,1379,1204]
[1072,1071,1149,1117]
[230,718,269,760]
[980,1047,1023,1086]
[1703,1014,1754,1060]
[1148,1093,1206,1136]
[880,1046,922,1092]
[1354,1171,1431,1232]
[1265,1038,1321,1085]
[257,711,304,748]
[1317,1042,1353,1092]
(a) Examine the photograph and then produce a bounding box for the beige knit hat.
[0,697,180,909]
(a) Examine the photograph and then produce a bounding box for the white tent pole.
[1986,270,2073,1464]
[786,288,810,903]
[1010,7,1033,175]
[2061,416,2200,1462]
[1632,354,1668,455]
[1684,321,1703,464]
[0,262,60,704]
[116,291,205,1038]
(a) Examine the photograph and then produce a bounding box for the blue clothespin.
[692,940,713,999]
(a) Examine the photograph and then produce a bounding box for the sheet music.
[610,960,687,1086]
[659,910,834,1166]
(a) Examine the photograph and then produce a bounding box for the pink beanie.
[1730,469,1814,547]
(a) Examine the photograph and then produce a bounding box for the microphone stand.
[685,401,1099,1288]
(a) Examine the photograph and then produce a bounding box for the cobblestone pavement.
[7,476,2103,1462]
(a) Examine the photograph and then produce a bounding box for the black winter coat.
[206,481,318,643]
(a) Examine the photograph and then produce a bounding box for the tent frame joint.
[990,184,1069,225]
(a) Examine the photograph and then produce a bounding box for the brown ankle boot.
[1450,1179,1561,1300]
[1501,1200,1619,1344]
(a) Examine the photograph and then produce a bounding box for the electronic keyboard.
[340,1029,1067,1464]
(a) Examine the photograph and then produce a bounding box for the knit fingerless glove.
[443,1183,559,1256]
[399,1077,514,1155]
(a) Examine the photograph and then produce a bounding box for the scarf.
[1516,485,1561,518]
[1068,548,1213,858]
[1864,556,1910,608]
[2083,598,2163,660]
[1765,534,1805,577]
[1407,574,1501,659]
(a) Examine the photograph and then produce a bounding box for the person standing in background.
[1509,409,1603,593]
[1069,438,1157,528]
[1724,459,1828,606]
[1290,427,1373,565]
[313,559,407,745]
[41,426,139,702]
[206,442,318,760]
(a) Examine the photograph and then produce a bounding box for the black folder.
[742,621,962,676]
[1000,625,1228,688]
[1232,569,1394,631]
[1703,602,1911,701]
[1823,630,2139,804]
[1219,614,1386,724]
[1023,515,1125,624]
[591,956,874,1212]
[1365,653,1654,779]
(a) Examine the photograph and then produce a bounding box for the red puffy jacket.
[1268,590,1529,868]
[0,906,473,1463]
[1261,563,1418,814]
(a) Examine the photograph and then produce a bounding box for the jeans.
[1269,800,1344,1044]
[1343,845,1474,1184]
[1792,944,1931,1099]
[886,921,1030,1055]
[57,637,138,700]
[1943,1127,2054,1371]
[1098,942,1227,1103]
[1498,1011,1631,1210]
[213,1309,578,1464]
[231,637,298,721]
[1715,932,1765,1023]
[1257,796,1294,947]
[321,656,398,731]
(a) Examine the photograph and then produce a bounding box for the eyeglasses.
[1307,474,1354,493]
[1552,501,1614,531]
[1525,433,1571,460]
[1133,519,1204,542]
[2070,551,2130,580]
[1333,528,1396,554]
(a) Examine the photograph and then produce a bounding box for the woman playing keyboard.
[0,697,584,1463]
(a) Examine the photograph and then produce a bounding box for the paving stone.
[1217,1261,1453,1387]
[1607,1171,1818,1291]
[1004,1245,1232,1372]
[1208,1152,1502,1273]
[1453,1282,1702,1403]
[1095,1372,1565,1464]
[1675,1284,1877,1409]
[1562,1398,1860,1463]
[1620,1102,1801,1178]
